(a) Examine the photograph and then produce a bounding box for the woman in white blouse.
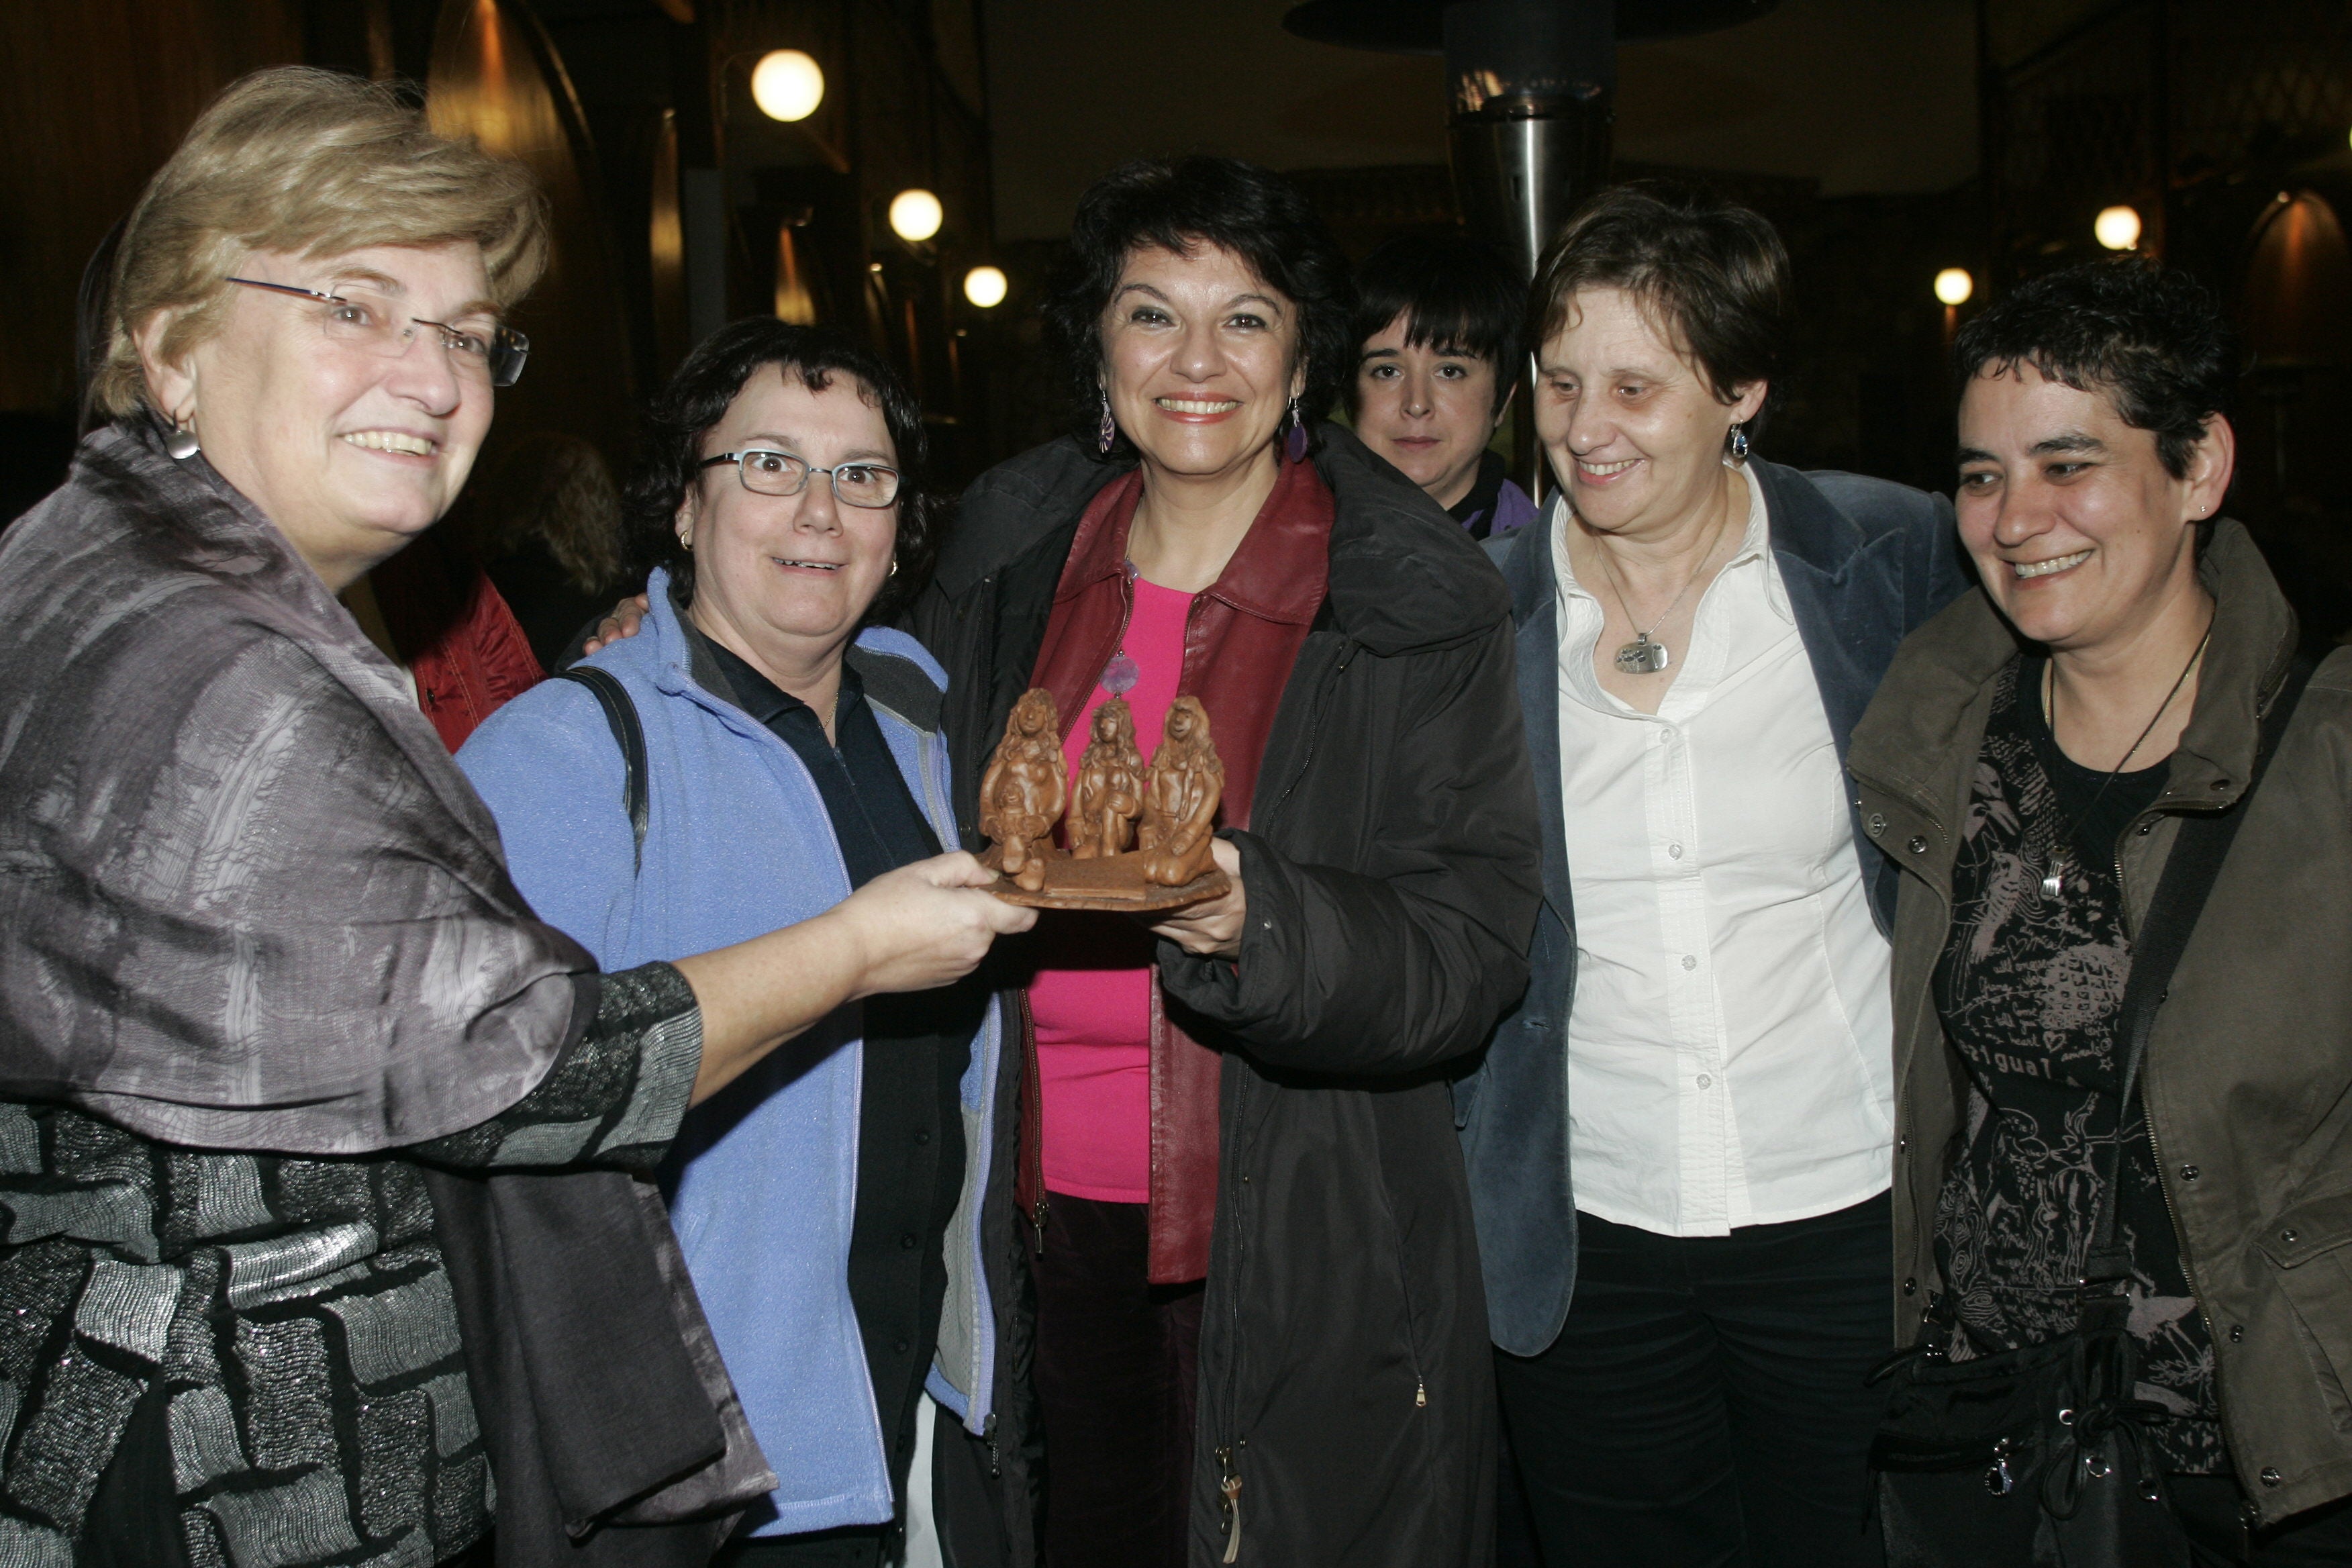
[1456,181,1974,1567]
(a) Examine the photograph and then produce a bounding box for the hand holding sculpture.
[1069,698,1146,860]
[978,688,1065,892]
[1139,697,1224,887]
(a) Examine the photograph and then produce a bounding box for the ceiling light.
[1933,268,1973,306]
[963,266,1008,308]
[889,189,944,243]
[2094,205,2142,251]
[751,50,824,122]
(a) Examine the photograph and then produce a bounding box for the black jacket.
[910,428,1543,1567]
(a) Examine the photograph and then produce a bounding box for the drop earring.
[165,417,200,460]
[1284,395,1307,462]
[1728,422,1750,462]
[1097,390,1116,455]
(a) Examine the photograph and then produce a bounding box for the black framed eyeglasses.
[699,448,901,508]
[225,277,530,387]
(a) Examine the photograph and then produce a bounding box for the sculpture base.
[981,846,1230,912]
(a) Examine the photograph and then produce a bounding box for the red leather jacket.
[1016,458,1331,1283]
[371,531,544,751]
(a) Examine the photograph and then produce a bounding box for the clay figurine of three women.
[977,689,1227,908]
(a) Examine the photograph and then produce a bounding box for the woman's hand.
[834,852,1038,996]
[581,593,650,655]
[1146,836,1246,959]
[675,851,1032,1104]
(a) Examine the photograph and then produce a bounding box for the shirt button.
[1668,843,1683,859]
[901,1232,920,1251]
[1696,1073,1712,1089]
[1681,955,1697,971]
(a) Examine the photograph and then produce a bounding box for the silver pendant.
[2039,854,2066,900]
[1614,632,1671,675]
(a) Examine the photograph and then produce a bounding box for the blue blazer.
[457,573,1003,1536]
[1455,459,1973,1355]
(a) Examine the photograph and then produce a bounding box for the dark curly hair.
[1953,257,2242,479]
[625,319,936,624]
[1040,156,1357,459]
[1529,180,1789,421]
[1347,232,1525,419]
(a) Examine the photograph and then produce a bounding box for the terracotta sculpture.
[1140,697,1225,887]
[1068,698,1146,860]
[977,687,1065,893]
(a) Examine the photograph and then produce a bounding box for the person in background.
[460,320,1033,1567]
[1853,258,2352,1563]
[467,430,633,670]
[1349,231,1536,539]
[914,155,1542,1568]
[0,68,1026,1567]
[1461,180,1973,1568]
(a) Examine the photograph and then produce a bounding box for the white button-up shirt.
[1553,469,1894,1237]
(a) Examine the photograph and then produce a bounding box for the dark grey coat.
[1457,459,1973,1356]
[912,427,1543,1567]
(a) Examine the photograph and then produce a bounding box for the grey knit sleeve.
[409,963,703,1172]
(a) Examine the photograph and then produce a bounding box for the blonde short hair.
[93,66,549,418]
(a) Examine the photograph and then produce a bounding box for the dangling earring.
[1097,389,1116,455]
[1728,422,1750,462]
[1284,395,1308,462]
[165,415,200,461]
[888,557,899,577]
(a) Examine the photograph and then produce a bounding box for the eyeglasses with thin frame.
[698,448,901,509]
[224,277,530,387]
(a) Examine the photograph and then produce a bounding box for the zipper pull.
[1415,1380,1426,1409]
[1217,1444,1244,1563]
[985,1416,1001,1479]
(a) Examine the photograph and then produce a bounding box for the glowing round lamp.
[751,50,824,123]
[963,266,1008,308]
[1933,268,1973,307]
[889,189,944,243]
[2095,205,2143,251]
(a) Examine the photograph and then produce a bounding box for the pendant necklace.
[1594,514,1728,677]
[2035,621,2212,901]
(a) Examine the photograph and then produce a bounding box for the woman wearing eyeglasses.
[0,72,1028,1567]
[458,318,1033,1567]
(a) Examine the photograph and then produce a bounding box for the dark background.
[1,0,2347,633]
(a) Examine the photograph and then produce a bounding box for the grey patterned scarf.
[0,417,588,1150]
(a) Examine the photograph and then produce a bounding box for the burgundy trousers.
[1030,1193,1206,1568]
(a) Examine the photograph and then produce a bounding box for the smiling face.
[141,240,500,589]
[1355,315,1505,508]
[1099,242,1304,481]
[679,364,899,672]
[1532,285,1763,544]
[1955,362,2231,652]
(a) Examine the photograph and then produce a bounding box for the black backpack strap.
[552,667,648,873]
[2087,654,2317,1275]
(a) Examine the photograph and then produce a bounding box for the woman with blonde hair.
[0,67,1026,1567]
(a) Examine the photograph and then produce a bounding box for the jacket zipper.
[1017,989,1048,1247]
[1216,1440,1246,1563]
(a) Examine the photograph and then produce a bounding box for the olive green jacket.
[1849,521,2352,1526]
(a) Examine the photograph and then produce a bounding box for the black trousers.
[1030,1192,1204,1568]
[1497,1192,1894,1568]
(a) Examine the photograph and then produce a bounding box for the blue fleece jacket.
[456,571,1001,1536]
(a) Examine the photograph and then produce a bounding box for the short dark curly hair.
[1953,257,2242,479]
[1530,180,1789,409]
[1040,156,1356,458]
[625,319,936,624]
[1347,232,1524,419]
